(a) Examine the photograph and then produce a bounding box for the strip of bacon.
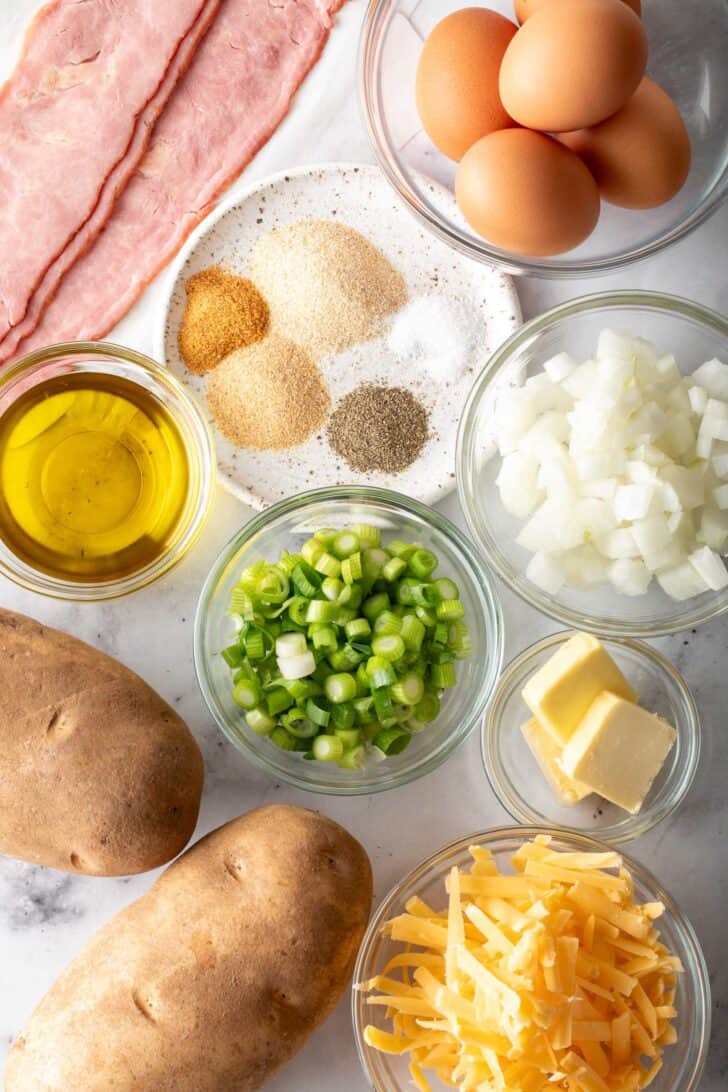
[0,0,220,350]
[8,0,346,359]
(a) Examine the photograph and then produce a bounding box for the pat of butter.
[522,632,637,745]
[561,691,676,814]
[520,718,592,806]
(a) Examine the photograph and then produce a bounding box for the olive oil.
[0,373,190,582]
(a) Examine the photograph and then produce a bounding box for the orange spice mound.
[178,266,269,375]
[206,335,330,451]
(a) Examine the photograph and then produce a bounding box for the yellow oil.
[0,373,190,582]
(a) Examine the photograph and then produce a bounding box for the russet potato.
[5,805,372,1091]
[0,608,203,876]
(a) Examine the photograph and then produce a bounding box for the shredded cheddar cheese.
[360,836,681,1092]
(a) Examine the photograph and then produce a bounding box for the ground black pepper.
[327,385,429,473]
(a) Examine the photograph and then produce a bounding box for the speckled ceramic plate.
[156,163,521,510]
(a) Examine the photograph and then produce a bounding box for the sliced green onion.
[331,702,356,730]
[356,662,371,696]
[221,643,245,668]
[276,632,307,659]
[276,551,301,575]
[337,744,365,769]
[353,696,374,724]
[345,617,371,640]
[305,599,340,624]
[310,623,337,650]
[233,678,260,710]
[353,524,381,548]
[291,562,321,598]
[433,577,459,601]
[371,634,406,661]
[328,644,363,672]
[415,604,437,627]
[362,548,388,584]
[432,622,448,647]
[305,698,330,727]
[372,687,393,723]
[246,707,276,735]
[341,552,363,585]
[278,650,316,680]
[313,527,338,546]
[415,691,440,722]
[448,621,471,658]
[324,672,357,704]
[229,586,254,619]
[243,628,266,661]
[362,592,390,620]
[286,597,309,626]
[411,582,438,608]
[430,661,457,689]
[400,614,425,652]
[436,598,465,621]
[321,576,343,601]
[266,687,294,716]
[338,582,363,609]
[332,530,360,559]
[312,734,344,762]
[373,726,411,755]
[382,556,407,582]
[283,678,321,701]
[282,710,320,739]
[391,673,425,706]
[387,540,416,560]
[314,552,341,579]
[301,538,325,566]
[333,728,361,749]
[408,548,438,579]
[367,655,396,689]
[373,610,402,636]
[270,726,299,750]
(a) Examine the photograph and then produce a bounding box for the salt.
[387,293,479,384]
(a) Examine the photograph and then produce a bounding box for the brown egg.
[514,0,640,22]
[500,0,648,132]
[558,78,691,208]
[455,128,601,256]
[415,8,518,162]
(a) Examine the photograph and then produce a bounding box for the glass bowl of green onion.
[194,486,504,794]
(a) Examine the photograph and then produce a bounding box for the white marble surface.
[1,1,727,1089]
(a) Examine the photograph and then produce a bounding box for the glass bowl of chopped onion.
[194,486,503,794]
[483,632,700,844]
[457,291,728,636]
[359,0,728,276]
[353,826,711,1092]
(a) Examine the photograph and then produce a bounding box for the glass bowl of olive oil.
[0,342,215,600]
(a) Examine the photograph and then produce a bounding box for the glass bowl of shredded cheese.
[353,827,710,1092]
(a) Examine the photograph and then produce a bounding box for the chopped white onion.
[487,329,728,600]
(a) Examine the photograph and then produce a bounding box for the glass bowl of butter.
[482,630,700,843]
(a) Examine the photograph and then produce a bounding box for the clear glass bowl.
[457,291,728,636]
[194,486,503,794]
[359,0,728,277]
[353,826,711,1092]
[0,341,215,601]
[482,631,700,843]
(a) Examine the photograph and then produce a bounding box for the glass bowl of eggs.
[359,0,728,276]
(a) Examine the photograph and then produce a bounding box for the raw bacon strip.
[11,0,347,356]
[0,0,217,348]
[0,0,222,362]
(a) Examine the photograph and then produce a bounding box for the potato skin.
[5,805,373,1091]
[0,608,203,876]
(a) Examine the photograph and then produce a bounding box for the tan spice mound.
[207,335,330,450]
[178,266,269,375]
[247,220,408,358]
[328,385,429,473]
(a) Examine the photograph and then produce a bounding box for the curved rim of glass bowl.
[481,631,701,843]
[194,485,505,795]
[456,290,728,637]
[358,1,728,279]
[0,340,215,601]
[352,824,711,1092]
